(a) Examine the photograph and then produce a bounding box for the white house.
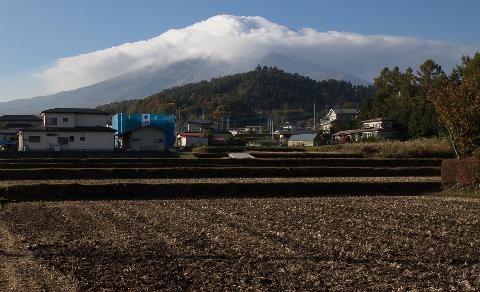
[332,117,401,142]
[362,117,394,130]
[18,108,115,151]
[320,108,358,133]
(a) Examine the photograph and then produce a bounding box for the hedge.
[0,181,441,202]
[442,157,480,188]
[0,166,441,180]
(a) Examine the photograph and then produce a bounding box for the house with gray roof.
[288,133,322,147]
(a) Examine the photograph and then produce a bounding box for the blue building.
[112,113,175,149]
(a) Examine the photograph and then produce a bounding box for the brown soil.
[1,196,479,290]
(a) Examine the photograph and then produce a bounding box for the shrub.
[309,138,453,158]
[442,157,480,188]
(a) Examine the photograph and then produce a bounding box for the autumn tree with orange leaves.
[427,53,480,158]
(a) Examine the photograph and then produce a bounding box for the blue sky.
[0,0,479,100]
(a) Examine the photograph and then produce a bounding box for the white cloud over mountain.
[39,14,473,93]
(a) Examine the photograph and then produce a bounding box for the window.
[155,138,164,144]
[46,133,57,137]
[45,118,57,126]
[29,136,40,142]
[69,136,75,142]
[80,137,85,141]
[58,137,68,145]
[63,117,69,122]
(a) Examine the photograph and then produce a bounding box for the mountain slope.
[0,55,367,115]
[99,66,373,127]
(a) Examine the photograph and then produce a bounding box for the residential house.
[112,113,175,150]
[288,133,322,147]
[332,117,401,142]
[186,119,220,132]
[177,132,209,147]
[118,126,166,151]
[18,108,115,151]
[0,115,42,128]
[275,129,316,145]
[320,108,358,133]
[360,117,401,140]
[245,125,263,133]
[0,115,42,151]
[209,130,233,145]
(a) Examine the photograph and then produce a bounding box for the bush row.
[442,157,480,188]
[0,166,441,180]
[0,158,443,168]
[0,181,442,202]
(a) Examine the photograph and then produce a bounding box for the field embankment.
[0,156,442,201]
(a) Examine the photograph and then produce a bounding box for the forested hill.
[99,66,372,127]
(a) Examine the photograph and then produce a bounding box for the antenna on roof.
[313,102,316,130]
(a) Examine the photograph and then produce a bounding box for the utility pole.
[177,106,182,133]
[313,102,316,130]
[271,116,274,140]
[227,112,230,130]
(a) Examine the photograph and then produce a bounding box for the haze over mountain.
[0,14,472,114]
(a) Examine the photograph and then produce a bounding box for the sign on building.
[142,114,151,127]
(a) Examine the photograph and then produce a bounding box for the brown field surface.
[1,196,480,290]
[0,176,440,186]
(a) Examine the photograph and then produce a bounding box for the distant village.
[0,107,401,152]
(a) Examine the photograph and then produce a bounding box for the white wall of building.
[42,113,76,128]
[19,130,114,151]
[75,114,108,127]
[41,113,107,128]
[128,127,165,151]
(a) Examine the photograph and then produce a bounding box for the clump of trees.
[359,61,444,139]
[427,53,480,158]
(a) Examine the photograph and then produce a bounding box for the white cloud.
[38,14,474,93]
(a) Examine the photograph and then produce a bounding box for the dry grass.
[309,138,453,158]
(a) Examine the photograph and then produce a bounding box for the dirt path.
[0,213,78,291]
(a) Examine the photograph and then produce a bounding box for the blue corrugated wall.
[112,113,176,148]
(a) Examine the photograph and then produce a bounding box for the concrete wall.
[128,127,166,151]
[19,130,114,151]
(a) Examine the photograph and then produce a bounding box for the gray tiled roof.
[41,108,108,114]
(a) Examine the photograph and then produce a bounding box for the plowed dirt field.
[1,196,479,290]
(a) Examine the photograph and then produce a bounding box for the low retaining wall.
[0,181,442,202]
[0,167,441,180]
